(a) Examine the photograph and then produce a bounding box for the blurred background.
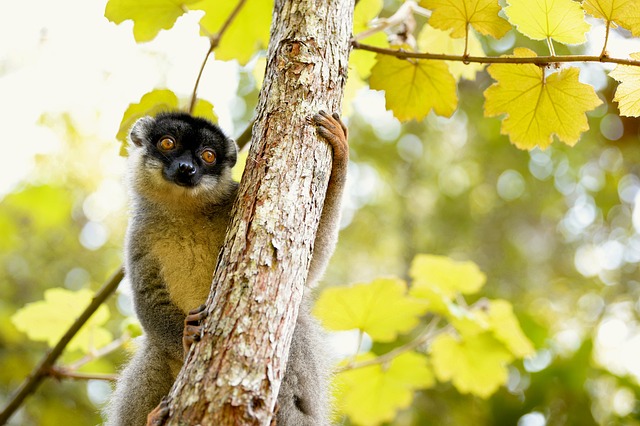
[1,0,640,425]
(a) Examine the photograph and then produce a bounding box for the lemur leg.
[144,305,206,426]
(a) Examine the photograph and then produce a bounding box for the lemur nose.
[178,162,196,176]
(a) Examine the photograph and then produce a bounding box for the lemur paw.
[146,397,169,426]
[310,110,349,164]
[183,304,207,358]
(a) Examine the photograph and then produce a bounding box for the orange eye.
[201,149,216,164]
[158,137,175,150]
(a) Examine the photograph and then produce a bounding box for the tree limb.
[0,268,124,425]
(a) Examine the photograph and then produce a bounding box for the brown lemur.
[104,110,348,425]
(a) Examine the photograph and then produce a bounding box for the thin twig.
[0,267,124,425]
[352,41,640,67]
[49,367,118,382]
[338,318,446,373]
[188,0,249,113]
[236,119,255,149]
[65,333,131,371]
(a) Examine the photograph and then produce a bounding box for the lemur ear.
[226,138,238,167]
[129,116,156,147]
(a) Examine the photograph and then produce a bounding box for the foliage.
[2,0,640,425]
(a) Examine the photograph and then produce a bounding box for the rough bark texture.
[164,0,353,424]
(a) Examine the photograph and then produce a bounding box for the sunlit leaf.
[370,53,458,121]
[232,150,249,182]
[583,0,640,36]
[417,25,485,81]
[409,254,486,298]
[421,0,511,39]
[104,0,200,42]
[351,0,389,79]
[335,352,435,426]
[430,332,513,398]
[484,48,602,150]
[191,98,218,123]
[609,52,640,117]
[487,299,535,358]
[504,0,590,44]
[11,288,112,353]
[313,278,427,342]
[116,89,180,154]
[193,0,273,64]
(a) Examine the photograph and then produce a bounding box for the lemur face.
[129,113,238,189]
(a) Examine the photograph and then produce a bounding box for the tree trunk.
[164,0,353,424]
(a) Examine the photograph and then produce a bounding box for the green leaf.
[116,89,180,154]
[409,254,486,298]
[421,0,512,39]
[430,332,513,398]
[11,288,113,353]
[336,352,435,426]
[313,278,428,342]
[487,299,535,358]
[504,0,591,44]
[370,53,458,121]
[193,0,273,65]
[484,48,603,149]
[104,0,201,42]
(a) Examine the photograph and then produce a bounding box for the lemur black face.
[140,112,237,188]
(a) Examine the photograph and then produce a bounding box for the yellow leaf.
[421,0,512,39]
[116,89,180,154]
[193,0,273,65]
[504,0,591,44]
[484,48,602,150]
[104,0,201,43]
[11,288,112,353]
[191,99,218,123]
[335,352,434,426]
[409,254,486,298]
[370,54,458,121]
[487,300,535,358]
[609,52,640,117]
[583,0,640,36]
[417,25,485,81]
[232,150,249,182]
[430,332,513,398]
[351,0,389,79]
[313,278,428,342]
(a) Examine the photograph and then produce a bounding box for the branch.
[352,41,640,67]
[235,119,254,149]
[338,318,447,373]
[48,367,118,382]
[188,0,248,113]
[0,267,124,425]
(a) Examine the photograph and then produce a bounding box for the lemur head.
[127,112,238,207]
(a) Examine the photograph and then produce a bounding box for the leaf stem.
[546,37,556,57]
[600,20,611,59]
[0,268,124,425]
[352,41,640,67]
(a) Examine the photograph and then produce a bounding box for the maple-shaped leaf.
[484,48,602,150]
[487,299,535,358]
[11,288,112,353]
[430,332,513,398]
[351,0,389,79]
[584,0,640,36]
[313,278,427,342]
[417,25,485,81]
[104,0,201,42]
[335,352,435,426]
[609,52,640,117]
[504,0,590,45]
[409,254,486,298]
[421,0,511,39]
[370,54,458,121]
[192,0,273,65]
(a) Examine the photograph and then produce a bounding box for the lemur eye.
[201,149,216,164]
[158,137,175,151]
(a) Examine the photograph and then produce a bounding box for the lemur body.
[105,111,348,426]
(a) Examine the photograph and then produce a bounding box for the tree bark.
[164,0,353,424]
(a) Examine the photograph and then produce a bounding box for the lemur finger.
[332,112,348,139]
